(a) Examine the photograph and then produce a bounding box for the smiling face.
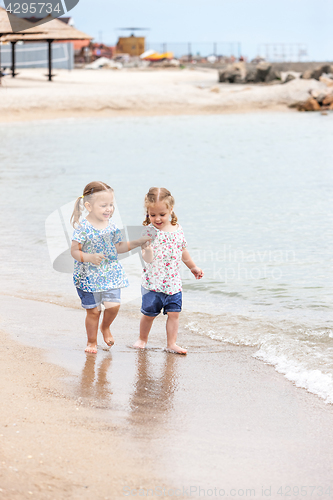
[85,190,114,226]
[147,201,173,231]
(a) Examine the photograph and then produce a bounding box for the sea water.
[0,113,332,402]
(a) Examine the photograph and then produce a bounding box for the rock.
[218,62,246,83]
[254,62,272,82]
[319,75,333,87]
[301,70,313,79]
[266,69,282,82]
[283,74,296,84]
[296,97,321,111]
[316,93,328,105]
[210,86,220,93]
[309,89,320,98]
[311,65,333,80]
[218,69,230,82]
[288,102,301,109]
[322,93,333,105]
[245,67,257,82]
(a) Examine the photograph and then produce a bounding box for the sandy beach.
[1,66,333,499]
[0,67,327,121]
[1,295,333,499]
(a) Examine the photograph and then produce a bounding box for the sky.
[2,0,332,61]
[73,0,333,61]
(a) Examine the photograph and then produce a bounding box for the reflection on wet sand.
[78,354,113,402]
[129,351,179,426]
[75,346,183,425]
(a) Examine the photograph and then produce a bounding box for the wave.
[184,311,333,404]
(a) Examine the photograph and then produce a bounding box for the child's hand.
[90,253,105,265]
[191,266,204,280]
[140,236,151,248]
[142,242,152,250]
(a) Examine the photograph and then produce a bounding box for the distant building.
[91,43,116,60]
[58,17,75,27]
[116,35,145,56]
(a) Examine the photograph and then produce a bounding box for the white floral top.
[142,224,187,295]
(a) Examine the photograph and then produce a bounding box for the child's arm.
[71,241,105,265]
[182,248,204,280]
[115,236,151,254]
[141,241,154,263]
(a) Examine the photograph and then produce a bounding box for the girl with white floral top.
[133,187,204,355]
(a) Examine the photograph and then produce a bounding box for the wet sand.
[0,68,326,122]
[1,294,333,499]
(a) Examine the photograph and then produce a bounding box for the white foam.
[185,319,333,404]
[255,347,333,404]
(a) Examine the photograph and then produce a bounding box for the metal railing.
[257,43,308,62]
[145,42,242,59]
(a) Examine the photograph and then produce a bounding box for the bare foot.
[85,343,97,354]
[100,326,114,347]
[166,344,187,355]
[132,339,147,349]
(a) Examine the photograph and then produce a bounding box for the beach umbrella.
[0,6,35,34]
[1,9,93,81]
[0,7,45,81]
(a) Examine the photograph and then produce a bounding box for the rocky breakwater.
[291,65,333,111]
[219,62,289,84]
[218,62,333,85]
[218,62,333,112]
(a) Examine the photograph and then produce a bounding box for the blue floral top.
[72,218,129,292]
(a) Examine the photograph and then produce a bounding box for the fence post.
[11,41,18,77]
[188,42,192,62]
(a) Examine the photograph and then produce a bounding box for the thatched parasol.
[0,8,37,82]
[0,6,36,34]
[0,8,92,81]
[3,16,93,41]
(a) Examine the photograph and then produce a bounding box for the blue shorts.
[141,286,182,317]
[76,288,121,309]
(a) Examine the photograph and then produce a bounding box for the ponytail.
[143,212,151,226]
[70,196,84,228]
[171,211,178,226]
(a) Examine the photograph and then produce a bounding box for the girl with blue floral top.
[133,187,204,355]
[71,181,150,354]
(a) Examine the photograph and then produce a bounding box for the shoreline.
[0,67,325,123]
[1,294,333,498]
[0,104,292,124]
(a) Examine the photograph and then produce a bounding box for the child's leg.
[166,312,187,355]
[133,314,155,349]
[100,302,120,346]
[85,307,101,353]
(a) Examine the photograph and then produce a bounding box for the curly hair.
[143,187,178,226]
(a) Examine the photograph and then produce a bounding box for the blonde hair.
[143,187,178,226]
[70,181,114,227]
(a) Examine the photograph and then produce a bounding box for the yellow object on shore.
[141,51,174,61]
